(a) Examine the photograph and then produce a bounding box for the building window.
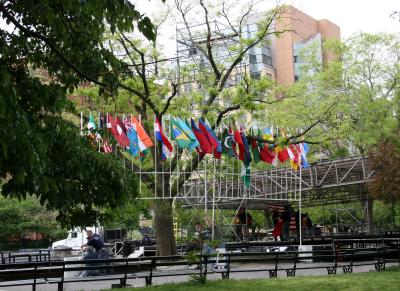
[249,54,257,64]
[250,72,261,80]
[189,46,197,56]
[262,54,272,66]
[294,75,299,82]
[293,55,298,63]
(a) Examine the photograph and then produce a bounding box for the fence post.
[203,255,208,279]
[58,263,65,291]
[145,258,154,286]
[32,265,37,291]
[122,258,129,287]
[225,254,231,279]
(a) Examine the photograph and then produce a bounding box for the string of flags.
[82,113,310,186]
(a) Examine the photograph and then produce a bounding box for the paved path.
[0,262,397,291]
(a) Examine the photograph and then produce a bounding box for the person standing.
[272,209,280,227]
[280,205,292,241]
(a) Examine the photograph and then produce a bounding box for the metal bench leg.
[342,265,353,274]
[327,267,337,275]
[375,262,385,271]
[268,270,277,278]
[286,269,296,277]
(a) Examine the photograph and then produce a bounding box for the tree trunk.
[154,199,177,256]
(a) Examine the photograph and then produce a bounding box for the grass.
[113,267,400,291]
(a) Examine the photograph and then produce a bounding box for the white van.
[52,226,102,250]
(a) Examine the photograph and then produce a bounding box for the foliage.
[369,143,400,204]
[0,196,67,241]
[265,33,400,158]
[101,199,151,230]
[0,0,157,227]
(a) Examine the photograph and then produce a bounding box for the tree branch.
[215,105,240,128]
[160,83,178,117]
[0,5,160,116]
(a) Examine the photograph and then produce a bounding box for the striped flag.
[154,117,173,160]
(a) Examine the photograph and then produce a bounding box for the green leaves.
[0,0,158,227]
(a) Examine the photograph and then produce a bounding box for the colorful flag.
[234,129,245,161]
[131,116,154,152]
[124,120,140,156]
[300,142,309,168]
[87,114,96,130]
[106,114,117,135]
[198,119,222,158]
[191,119,213,154]
[287,145,300,170]
[107,114,130,147]
[251,138,261,164]
[241,132,252,166]
[170,117,193,149]
[241,163,251,188]
[176,118,199,151]
[154,117,173,160]
[229,126,239,159]
[277,146,289,163]
[260,146,275,164]
[116,117,130,147]
[221,128,235,157]
[102,139,113,153]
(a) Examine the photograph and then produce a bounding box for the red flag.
[260,146,275,163]
[234,130,245,161]
[278,147,289,163]
[107,115,130,147]
[107,114,118,135]
[191,119,213,154]
[198,120,219,151]
[102,139,113,153]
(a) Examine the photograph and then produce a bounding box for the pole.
[299,164,302,247]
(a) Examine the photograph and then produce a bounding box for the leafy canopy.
[0,0,159,227]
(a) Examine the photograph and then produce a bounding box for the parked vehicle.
[52,226,102,250]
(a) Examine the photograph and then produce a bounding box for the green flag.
[241,163,251,188]
[170,117,193,149]
[221,128,234,157]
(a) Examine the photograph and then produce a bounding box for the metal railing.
[0,244,398,291]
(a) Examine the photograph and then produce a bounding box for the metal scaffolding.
[140,156,373,208]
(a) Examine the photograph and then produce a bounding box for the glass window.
[250,72,261,80]
[71,232,78,238]
[249,54,257,64]
[262,54,272,66]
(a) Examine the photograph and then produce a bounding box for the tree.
[0,0,158,226]
[73,1,329,255]
[0,196,67,243]
[369,142,400,228]
[264,32,400,158]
